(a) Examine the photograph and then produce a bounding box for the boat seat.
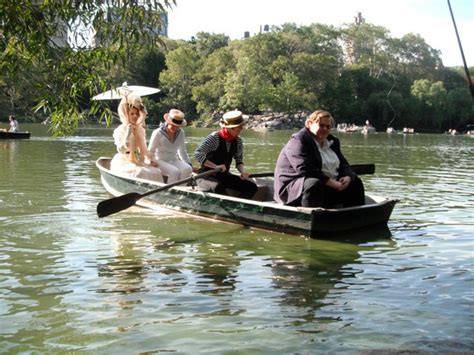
[193,177,272,202]
[225,185,271,202]
[224,188,240,197]
[251,185,271,201]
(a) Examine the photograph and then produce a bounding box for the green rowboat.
[96,157,398,238]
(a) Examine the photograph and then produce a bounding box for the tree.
[260,72,305,113]
[126,48,166,89]
[193,32,229,57]
[446,88,474,129]
[411,79,449,129]
[192,47,235,118]
[220,56,269,113]
[389,34,442,81]
[159,44,201,116]
[1,0,174,135]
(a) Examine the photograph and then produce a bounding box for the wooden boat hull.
[0,131,31,139]
[96,158,398,238]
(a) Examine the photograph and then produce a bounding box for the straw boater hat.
[164,109,187,127]
[219,110,249,128]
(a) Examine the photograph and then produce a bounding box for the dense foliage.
[1,0,173,135]
[1,1,472,134]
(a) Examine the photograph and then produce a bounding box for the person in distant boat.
[8,115,18,132]
[274,109,365,208]
[194,110,258,199]
[148,109,193,183]
[110,93,163,182]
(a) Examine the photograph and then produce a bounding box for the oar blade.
[96,168,222,218]
[97,192,142,218]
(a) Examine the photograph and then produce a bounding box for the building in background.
[46,1,168,49]
[345,12,366,65]
[49,20,70,48]
[91,1,168,47]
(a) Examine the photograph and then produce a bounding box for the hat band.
[223,116,244,126]
[171,117,183,125]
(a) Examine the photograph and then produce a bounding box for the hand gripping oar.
[249,164,375,178]
[97,168,221,218]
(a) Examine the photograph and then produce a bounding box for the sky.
[167,0,474,68]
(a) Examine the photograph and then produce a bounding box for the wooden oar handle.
[249,172,274,178]
[140,167,221,198]
[249,164,375,178]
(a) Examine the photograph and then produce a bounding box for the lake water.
[1,124,473,353]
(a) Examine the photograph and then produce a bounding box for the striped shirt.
[194,131,244,167]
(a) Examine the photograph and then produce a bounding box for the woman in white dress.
[110,93,163,182]
[148,109,193,183]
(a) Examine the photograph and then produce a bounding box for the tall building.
[49,22,69,48]
[345,12,366,65]
[91,1,168,47]
[354,12,365,26]
[47,2,168,49]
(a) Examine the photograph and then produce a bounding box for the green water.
[1,124,473,353]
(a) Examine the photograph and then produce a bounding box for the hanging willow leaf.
[1,0,175,136]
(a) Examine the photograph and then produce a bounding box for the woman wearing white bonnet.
[110,93,163,182]
[148,109,193,183]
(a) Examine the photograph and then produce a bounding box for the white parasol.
[92,82,160,100]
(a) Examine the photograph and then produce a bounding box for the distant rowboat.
[0,131,31,139]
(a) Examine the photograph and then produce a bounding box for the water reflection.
[269,235,397,326]
[97,233,148,297]
[93,212,398,328]
[193,242,240,295]
[1,139,17,164]
[94,216,181,300]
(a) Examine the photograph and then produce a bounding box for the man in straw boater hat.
[148,109,193,183]
[194,110,258,199]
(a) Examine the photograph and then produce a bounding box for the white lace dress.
[110,124,163,182]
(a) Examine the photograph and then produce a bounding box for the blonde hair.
[118,93,147,125]
[305,110,335,129]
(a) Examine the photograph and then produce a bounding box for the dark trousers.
[298,176,365,208]
[198,172,258,199]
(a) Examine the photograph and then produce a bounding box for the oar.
[97,168,221,218]
[249,164,375,178]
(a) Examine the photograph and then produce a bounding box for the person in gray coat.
[274,109,365,208]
